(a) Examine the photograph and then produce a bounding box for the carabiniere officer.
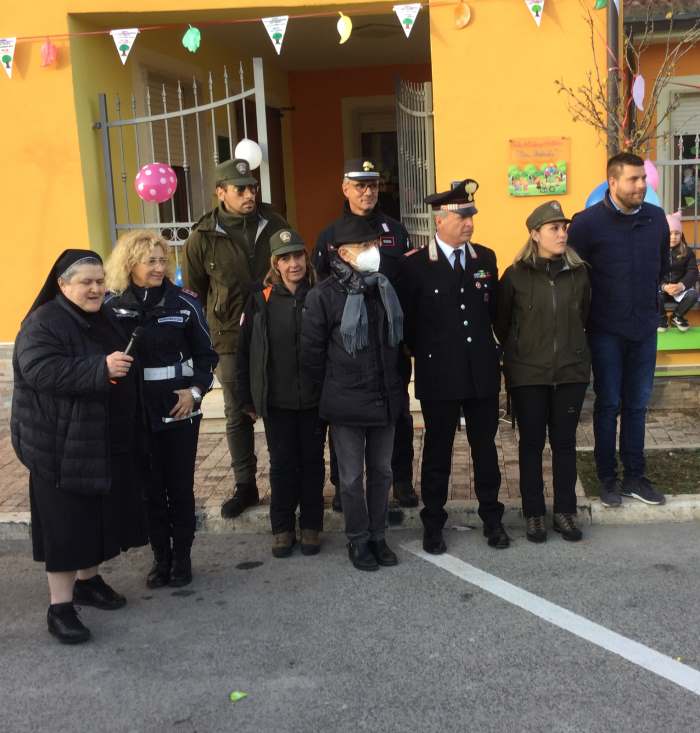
[395,179,508,555]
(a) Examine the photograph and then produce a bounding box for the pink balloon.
[644,158,659,191]
[134,163,178,204]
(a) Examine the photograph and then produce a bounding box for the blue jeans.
[589,331,657,481]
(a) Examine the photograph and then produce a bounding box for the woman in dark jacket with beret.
[495,201,591,544]
[302,218,404,572]
[11,250,148,644]
[237,228,324,559]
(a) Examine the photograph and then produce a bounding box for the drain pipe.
[607,1,620,156]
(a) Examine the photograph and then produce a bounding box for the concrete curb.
[3,496,699,539]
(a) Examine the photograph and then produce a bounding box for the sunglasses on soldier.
[233,183,259,195]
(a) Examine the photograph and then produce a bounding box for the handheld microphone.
[110,326,144,384]
[124,326,144,356]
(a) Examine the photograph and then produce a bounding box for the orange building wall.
[288,64,430,246]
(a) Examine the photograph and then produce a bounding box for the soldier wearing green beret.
[183,157,288,519]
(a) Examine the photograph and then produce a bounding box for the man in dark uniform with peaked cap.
[313,158,417,510]
[395,179,508,555]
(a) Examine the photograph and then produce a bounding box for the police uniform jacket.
[395,241,501,401]
[313,202,411,284]
[106,278,218,432]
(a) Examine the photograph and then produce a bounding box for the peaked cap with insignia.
[215,157,258,186]
[344,158,380,181]
[525,200,571,231]
[424,178,479,217]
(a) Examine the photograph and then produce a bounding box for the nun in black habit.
[11,249,148,644]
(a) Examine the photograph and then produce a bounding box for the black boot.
[47,602,91,644]
[169,546,193,587]
[393,481,419,508]
[368,539,399,566]
[221,482,259,519]
[347,541,379,572]
[146,546,172,589]
[73,574,126,610]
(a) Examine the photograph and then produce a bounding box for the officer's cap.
[344,158,380,181]
[525,200,571,232]
[424,179,479,217]
[215,158,258,187]
[333,217,379,247]
[270,228,306,258]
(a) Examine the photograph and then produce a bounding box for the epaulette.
[181,287,199,298]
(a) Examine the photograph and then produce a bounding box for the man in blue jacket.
[568,152,669,507]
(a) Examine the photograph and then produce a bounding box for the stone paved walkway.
[2,408,699,515]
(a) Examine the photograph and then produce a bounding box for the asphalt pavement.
[2,522,700,732]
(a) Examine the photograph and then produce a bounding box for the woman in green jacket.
[236,229,324,558]
[495,201,591,543]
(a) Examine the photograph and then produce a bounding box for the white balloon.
[234,138,263,170]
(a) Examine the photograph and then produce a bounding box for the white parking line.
[403,543,700,697]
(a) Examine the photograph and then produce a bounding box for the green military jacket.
[183,202,287,354]
[495,256,592,389]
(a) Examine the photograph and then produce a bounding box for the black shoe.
[73,575,126,610]
[331,487,342,513]
[347,542,379,571]
[368,539,398,566]
[525,516,547,543]
[221,483,259,519]
[553,513,583,542]
[169,548,193,587]
[671,314,690,332]
[47,603,91,645]
[620,476,666,505]
[146,547,172,589]
[393,481,419,508]
[483,523,511,549]
[657,315,669,333]
[422,529,447,555]
[599,478,623,507]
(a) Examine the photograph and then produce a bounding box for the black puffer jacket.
[662,246,698,290]
[11,297,126,495]
[301,257,403,427]
[236,280,319,417]
[495,256,591,389]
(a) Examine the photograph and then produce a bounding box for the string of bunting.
[0,0,615,78]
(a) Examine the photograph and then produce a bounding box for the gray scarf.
[340,272,403,357]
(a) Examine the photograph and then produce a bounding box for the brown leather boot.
[300,529,321,556]
[271,531,296,558]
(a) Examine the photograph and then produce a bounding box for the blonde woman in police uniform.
[105,231,218,588]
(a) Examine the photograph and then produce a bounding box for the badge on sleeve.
[380,235,396,248]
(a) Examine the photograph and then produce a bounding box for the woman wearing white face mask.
[302,217,405,572]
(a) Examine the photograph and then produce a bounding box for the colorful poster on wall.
[508,137,570,197]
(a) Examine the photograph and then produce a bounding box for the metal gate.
[395,79,436,249]
[96,57,270,247]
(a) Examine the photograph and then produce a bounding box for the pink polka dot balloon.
[134,163,178,203]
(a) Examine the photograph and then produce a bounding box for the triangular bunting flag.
[262,16,289,55]
[0,38,17,79]
[524,0,545,27]
[110,28,139,65]
[393,4,421,39]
